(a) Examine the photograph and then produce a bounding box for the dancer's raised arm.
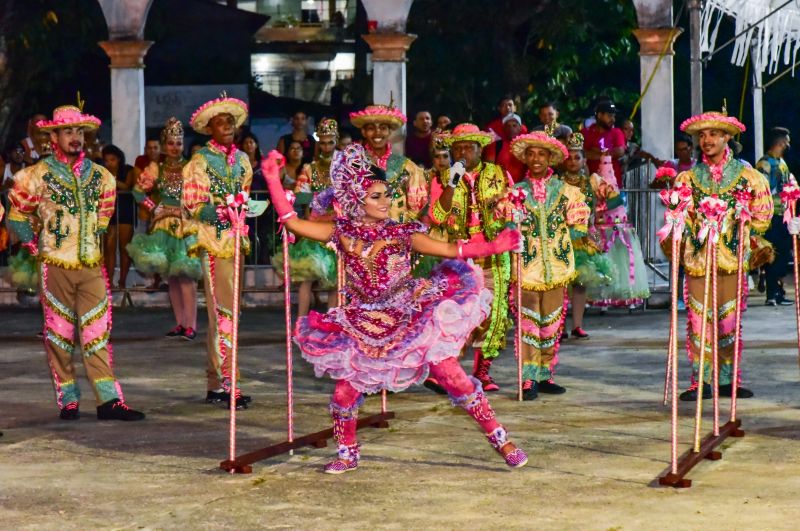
[263,151,335,243]
[411,227,520,258]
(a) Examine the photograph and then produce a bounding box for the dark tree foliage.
[0,0,109,149]
[406,0,639,128]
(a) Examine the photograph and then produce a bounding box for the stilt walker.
[658,107,773,488]
[656,168,682,405]
[656,181,692,473]
[223,192,250,465]
[508,187,529,401]
[672,107,773,403]
[182,94,253,409]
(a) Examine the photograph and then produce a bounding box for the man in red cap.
[581,101,627,187]
[8,104,145,421]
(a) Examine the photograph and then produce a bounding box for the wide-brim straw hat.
[680,111,745,136]
[189,96,249,135]
[349,104,406,130]
[510,132,569,165]
[444,123,493,148]
[37,105,101,132]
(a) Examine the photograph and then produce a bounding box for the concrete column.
[632,28,682,162]
[632,27,682,268]
[360,0,415,154]
[361,33,416,111]
[98,40,153,161]
[752,56,765,163]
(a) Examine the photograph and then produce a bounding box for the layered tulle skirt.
[294,259,492,394]
[588,223,651,306]
[127,225,202,280]
[271,237,337,289]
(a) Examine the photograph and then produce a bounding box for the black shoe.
[560,331,569,341]
[776,296,795,306]
[59,402,80,420]
[678,384,712,402]
[718,384,754,398]
[181,327,197,341]
[166,325,185,338]
[205,390,252,407]
[537,380,567,394]
[96,399,145,421]
[522,380,538,401]
[423,377,447,395]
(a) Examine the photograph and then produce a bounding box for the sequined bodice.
[157,160,186,205]
[333,219,426,305]
[325,218,443,357]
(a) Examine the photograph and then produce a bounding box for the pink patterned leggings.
[330,357,501,446]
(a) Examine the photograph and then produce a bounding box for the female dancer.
[560,133,617,337]
[263,145,528,474]
[588,153,650,308]
[127,118,201,339]
[272,119,339,316]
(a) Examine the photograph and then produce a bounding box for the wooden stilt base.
[658,419,744,488]
[220,411,395,474]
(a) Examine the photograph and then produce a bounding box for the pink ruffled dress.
[294,218,492,394]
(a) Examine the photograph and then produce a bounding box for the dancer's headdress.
[331,143,386,219]
[566,132,584,151]
[160,117,184,145]
[680,101,745,136]
[316,118,339,139]
[510,131,569,165]
[189,91,248,135]
[431,130,451,152]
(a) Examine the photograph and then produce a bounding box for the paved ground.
[2,290,800,530]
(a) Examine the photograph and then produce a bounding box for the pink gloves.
[458,227,522,259]
[261,150,297,223]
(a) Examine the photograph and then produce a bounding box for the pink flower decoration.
[659,181,692,210]
[655,166,677,181]
[698,195,727,221]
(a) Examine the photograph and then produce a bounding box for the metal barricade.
[622,164,670,293]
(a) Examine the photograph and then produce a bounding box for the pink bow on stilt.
[780,183,800,225]
[656,182,692,243]
[222,192,250,238]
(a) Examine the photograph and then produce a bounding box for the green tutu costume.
[588,209,651,307]
[272,158,340,289]
[126,159,202,280]
[572,235,616,289]
[271,237,337,289]
[5,247,39,291]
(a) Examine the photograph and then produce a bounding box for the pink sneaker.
[486,427,528,468]
[323,443,360,475]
